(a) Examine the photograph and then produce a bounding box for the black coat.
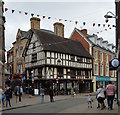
[49,88,54,96]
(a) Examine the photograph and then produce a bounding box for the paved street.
[2,94,118,114]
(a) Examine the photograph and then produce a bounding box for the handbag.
[96,89,103,98]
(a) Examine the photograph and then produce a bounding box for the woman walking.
[96,85,105,110]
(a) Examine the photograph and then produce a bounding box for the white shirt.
[97,88,105,98]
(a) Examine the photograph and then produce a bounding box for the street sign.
[56,77,58,83]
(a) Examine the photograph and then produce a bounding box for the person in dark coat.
[49,86,54,102]
[5,88,12,107]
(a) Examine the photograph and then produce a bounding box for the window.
[38,68,42,78]
[106,54,108,63]
[71,55,75,61]
[16,49,19,57]
[57,67,63,77]
[106,66,109,76]
[95,50,97,59]
[110,70,114,77]
[77,57,82,62]
[94,64,98,75]
[32,53,37,62]
[17,64,23,74]
[86,58,90,63]
[100,64,103,76]
[70,69,76,78]
[100,52,103,61]
[33,42,36,49]
[100,64,103,75]
[20,47,23,57]
[77,70,81,76]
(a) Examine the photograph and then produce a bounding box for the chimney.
[53,22,64,37]
[30,17,40,30]
[81,29,87,37]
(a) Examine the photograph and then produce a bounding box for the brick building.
[70,28,116,92]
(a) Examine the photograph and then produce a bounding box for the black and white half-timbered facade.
[23,29,93,93]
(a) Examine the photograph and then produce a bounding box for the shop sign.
[96,76,110,81]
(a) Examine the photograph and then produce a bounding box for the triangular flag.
[5,8,8,12]
[48,17,51,19]
[25,12,28,15]
[105,29,107,31]
[31,13,34,17]
[37,15,40,17]
[59,19,61,21]
[75,21,78,25]
[75,39,77,41]
[98,24,100,27]
[83,22,86,26]
[19,11,22,13]
[12,10,15,13]
[103,24,105,27]
[43,16,45,19]
[56,43,58,45]
[93,23,95,27]
[109,27,111,29]
[65,20,67,21]
[108,24,110,27]
[97,32,99,34]
[70,20,72,22]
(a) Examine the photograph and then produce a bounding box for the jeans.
[6,98,11,107]
[107,95,114,109]
[2,98,4,106]
[41,95,44,103]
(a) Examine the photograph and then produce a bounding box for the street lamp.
[104,11,118,23]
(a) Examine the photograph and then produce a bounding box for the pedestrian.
[5,88,12,108]
[18,86,23,102]
[2,91,5,107]
[40,87,45,103]
[96,85,105,110]
[106,81,116,110]
[87,94,93,108]
[49,86,54,102]
[0,87,3,105]
[71,87,74,97]
[9,86,13,98]
[14,86,18,103]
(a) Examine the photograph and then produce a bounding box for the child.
[87,94,93,108]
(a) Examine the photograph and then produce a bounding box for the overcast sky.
[3,0,116,52]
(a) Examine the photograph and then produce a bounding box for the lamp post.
[104,1,120,114]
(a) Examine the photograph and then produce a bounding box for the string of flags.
[4,7,115,29]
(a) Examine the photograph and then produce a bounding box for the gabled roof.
[72,28,115,55]
[23,29,93,59]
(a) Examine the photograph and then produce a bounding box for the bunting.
[4,7,114,29]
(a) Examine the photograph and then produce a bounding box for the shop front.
[96,76,110,89]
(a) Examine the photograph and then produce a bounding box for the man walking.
[49,86,54,102]
[106,81,116,110]
[40,87,44,103]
